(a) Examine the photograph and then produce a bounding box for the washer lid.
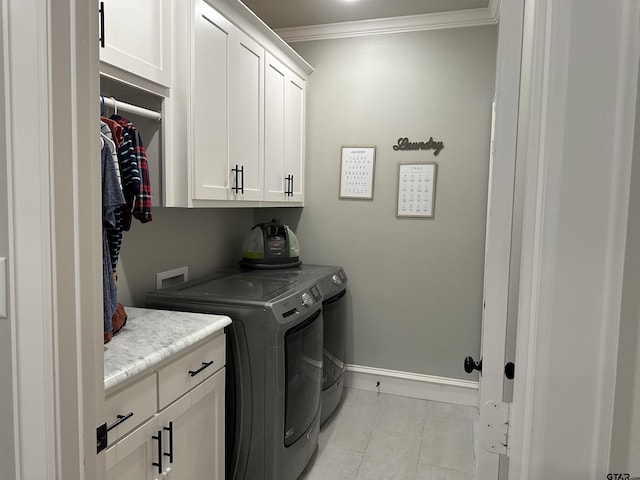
[162,273,298,303]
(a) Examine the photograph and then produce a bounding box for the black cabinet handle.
[231,165,244,194]
[285,174,294,196]
[99,2,105,48]
[163,421,174,463]
[231,165,238,193]
[188,360,214,377]
[152,430,163,474]
[106,411,133,432]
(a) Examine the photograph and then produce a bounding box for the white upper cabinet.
[165,0,313,207]
[229,29,265,202]
[191,1,233,201]
[264,53,306,203]
[99,0,171,87]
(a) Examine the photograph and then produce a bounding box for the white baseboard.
[344,364,479,407]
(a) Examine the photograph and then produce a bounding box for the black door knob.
[505,362,515,380]
[464,356,482,374]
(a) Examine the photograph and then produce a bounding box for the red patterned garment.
[111,114,152,229]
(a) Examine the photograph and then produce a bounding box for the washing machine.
[146,271,323,480]
[246,265,348,425]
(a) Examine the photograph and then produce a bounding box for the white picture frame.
[339,145,376,200]
[396,161,437,218]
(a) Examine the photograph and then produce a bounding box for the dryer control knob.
[332,274,342,285]
[301,292,313,307]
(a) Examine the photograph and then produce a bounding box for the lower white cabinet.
[155,370,225,479]
[106,416,159,480]
[105,334,225,479]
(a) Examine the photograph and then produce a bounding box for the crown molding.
[275,5,500,43]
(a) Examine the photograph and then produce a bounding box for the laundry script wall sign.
[393,137,445,156]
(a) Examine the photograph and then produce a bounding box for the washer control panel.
[301,292,313,307]
[276,283,323,323]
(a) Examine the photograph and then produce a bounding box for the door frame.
[4,0,105,478]
[476,1,525,478]
[507,0,640,478]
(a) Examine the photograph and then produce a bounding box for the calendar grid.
[339,146,376,200]
[396,161,437,218]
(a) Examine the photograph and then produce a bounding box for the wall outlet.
[156,266,188,289]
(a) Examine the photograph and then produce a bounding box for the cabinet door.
[106,417,160,480]
[156,369,225,479]
[192,0,233,201]
[229,29,264,201]
[264,53,286,201]
[284,71,306,203]
[99,0,171,87]
[264,53,306,203]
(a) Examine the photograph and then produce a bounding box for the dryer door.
[283,309,323,447]
[322,289,347,390]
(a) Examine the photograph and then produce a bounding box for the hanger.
[110,96,118,115]
[100,95,105,116]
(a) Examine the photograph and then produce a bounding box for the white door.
[474,1,524,479]
[506,1,640,478]
[477,1,640,479]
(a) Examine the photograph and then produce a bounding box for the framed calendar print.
[339,146,376,200]
[396,161,437,218]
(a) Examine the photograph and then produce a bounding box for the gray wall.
[258,25,497,379]
[117,208,254,306]
[0,1,16,474]
[610,62,640,476]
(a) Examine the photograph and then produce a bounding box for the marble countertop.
[104,306,231,393]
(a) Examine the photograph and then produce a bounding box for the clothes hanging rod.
[100,96,162,122]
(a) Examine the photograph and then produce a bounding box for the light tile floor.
[299,387,478,480]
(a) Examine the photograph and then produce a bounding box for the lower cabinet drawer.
[105,373,157,445]
[157,333,225,409]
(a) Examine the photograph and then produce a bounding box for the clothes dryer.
[146,271,323,480]
[248,265,348,425]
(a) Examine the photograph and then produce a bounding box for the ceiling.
[241,0,490,30]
